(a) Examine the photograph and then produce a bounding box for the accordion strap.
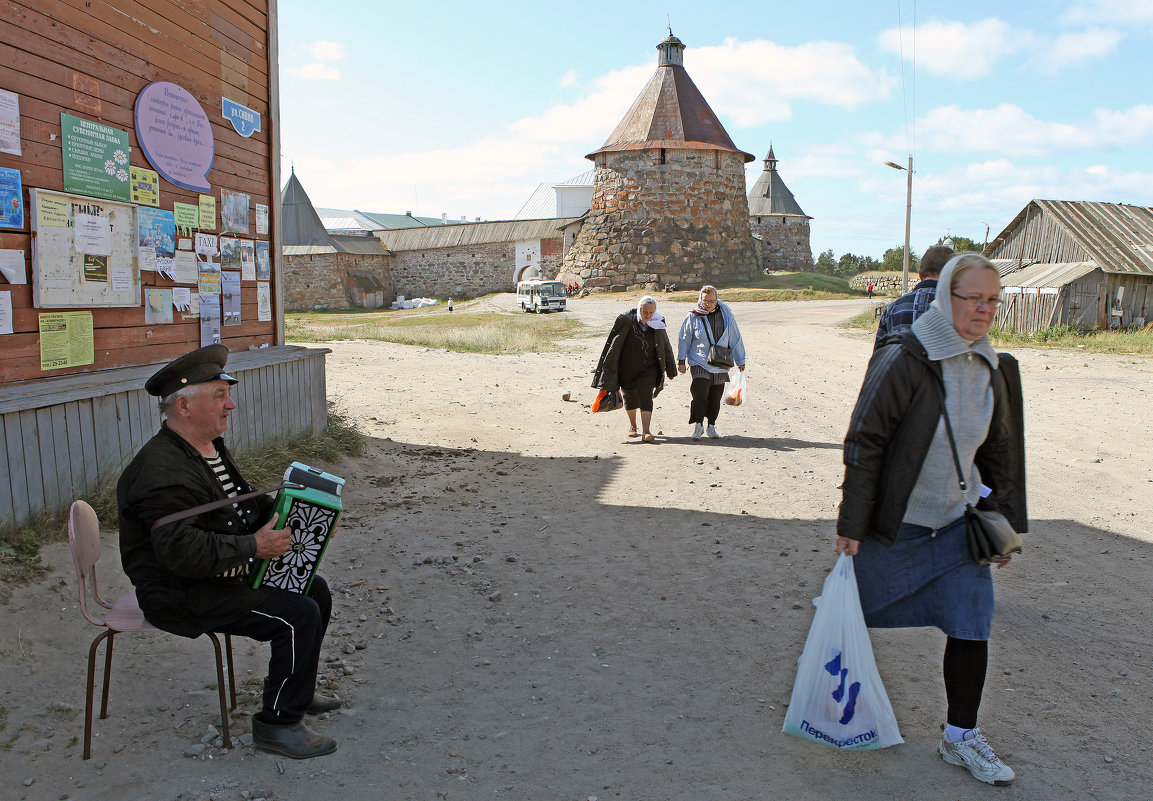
[149,482,302,533]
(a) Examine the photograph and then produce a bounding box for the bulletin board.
[29,187,141,308]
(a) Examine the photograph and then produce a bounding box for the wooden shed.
[0,2,331,529]
[984,200,1153,332]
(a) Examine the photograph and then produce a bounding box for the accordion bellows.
[251,462,344,594]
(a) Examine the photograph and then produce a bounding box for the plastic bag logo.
[824,651,861,725]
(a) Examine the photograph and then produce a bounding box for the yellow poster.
[39,195,68,227]
[199,194,216,230]
[39,311,95,370]
[130,166,160,206]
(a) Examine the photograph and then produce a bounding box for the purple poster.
[134,82,215,192]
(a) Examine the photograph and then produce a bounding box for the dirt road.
[3,293,1151,801]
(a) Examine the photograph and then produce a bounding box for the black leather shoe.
[252,718,337,759]
[306,694,343,715]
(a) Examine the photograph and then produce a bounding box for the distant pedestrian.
[874,245,954,350]
[868,283,874,299]
[592,296,677,443]
[448,298,454,313]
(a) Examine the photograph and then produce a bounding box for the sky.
[277,0,1153,260]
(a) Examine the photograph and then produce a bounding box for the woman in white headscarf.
[591,296,677,442]
[835,254,1027,787]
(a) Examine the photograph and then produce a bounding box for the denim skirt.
[854,516,994,640]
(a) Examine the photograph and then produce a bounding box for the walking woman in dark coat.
[592,296,677,442]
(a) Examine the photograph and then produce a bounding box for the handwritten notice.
[134,81,215,192]
[39,311,95,370]
[173,202,199,235]
[39,194,68,227]
[198,194,216,230]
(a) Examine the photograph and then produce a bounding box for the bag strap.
[149,482,302,533]
[932,379,969,494]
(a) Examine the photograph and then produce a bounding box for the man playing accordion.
[118,345,339,759]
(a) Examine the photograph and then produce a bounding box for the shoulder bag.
[936,382,1023,565]
[700,315,735,369]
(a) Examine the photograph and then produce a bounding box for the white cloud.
[887,103,1153,157]
[1033,27,1121,73]
[289,63,341,81]
[1062,0,1153,26]
[877,18,1018,80]
[559,68,580,88]
[691,38,894,126]
[310,41,346,61]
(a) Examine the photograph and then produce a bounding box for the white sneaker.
[692,423,704,440]
[706,425,720,438]
[939,728,1015,786]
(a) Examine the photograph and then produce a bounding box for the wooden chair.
[68,500,237,759]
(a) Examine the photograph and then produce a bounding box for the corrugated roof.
[987,200,1153,276]
[999,261,1100,288]
[360,211,466,229]
[284,245,338,255]
[374,218,578,252]
[315,208,382,232]
[514,170,596,220]
[589,34,753,163]
[747,146,808,217]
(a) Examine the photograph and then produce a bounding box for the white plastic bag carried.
[782,555,903,750]
[725,369,746,406]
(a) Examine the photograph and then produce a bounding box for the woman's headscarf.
[637,295,666,329]
[690,285,718,316]
[911,254,998,366]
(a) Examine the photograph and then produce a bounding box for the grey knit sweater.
[903,262,999,529]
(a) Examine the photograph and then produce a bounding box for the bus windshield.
[538,282,564,297]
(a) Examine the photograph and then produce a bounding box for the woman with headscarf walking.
[677,285,745,440]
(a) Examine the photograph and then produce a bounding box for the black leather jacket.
[117,424,275,636]
[837,331,1027,547]
[591,310,677,393]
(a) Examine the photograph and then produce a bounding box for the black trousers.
[689,378,726,425]
[215,576,332,725]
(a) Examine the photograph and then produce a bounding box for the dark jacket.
[117,424,276,637]
[591,310,677,394]
[837,331,1027,547]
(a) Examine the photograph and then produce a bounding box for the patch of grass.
[989,324,1153,355]
[0,703,7,732]
[660,273,866,302]
[47,702,78,721]
[287,310,584,353]
[0,404,366,594]
[842,309,883,331]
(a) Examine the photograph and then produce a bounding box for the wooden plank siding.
[0,0,279,384]
[0,346,330,530]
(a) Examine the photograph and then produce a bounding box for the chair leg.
[99,630,116,719]
[207,633,231,747]
[224,633,237,710]
[85,629,113,760]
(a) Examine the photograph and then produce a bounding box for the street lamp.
[980,220,990,250]
[884,157,913,292]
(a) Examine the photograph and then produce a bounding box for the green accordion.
[250,462,345,594]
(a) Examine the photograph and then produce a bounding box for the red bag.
[591,389,623,413]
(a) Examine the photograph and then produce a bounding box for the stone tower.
[562,32,757,290]
[747,146,813,271]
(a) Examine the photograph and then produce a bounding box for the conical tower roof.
[281,169,336,247]
[747,146,809,217]
[587,33,754,163]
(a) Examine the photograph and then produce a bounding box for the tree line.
[812,236,981,279]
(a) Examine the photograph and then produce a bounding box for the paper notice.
[0,290,12,334]
[39,195,69,227]
[74,213,113,255]
[257,281,271,322]
[156,256,177,281]
[195,232,218,256]
[110,266,132,292]
[0,249,26,284]
[138,248,157,272]
[173,250,198,284]
[39,311,95,370]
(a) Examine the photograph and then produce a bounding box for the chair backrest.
[69,500,109,624]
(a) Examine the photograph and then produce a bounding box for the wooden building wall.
[0,0,280,383]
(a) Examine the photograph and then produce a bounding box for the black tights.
[943,636,988,729]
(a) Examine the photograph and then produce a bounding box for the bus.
[516,279,567,313]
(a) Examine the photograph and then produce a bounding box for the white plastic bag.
[725,369,746,406]
[782,555,903,750]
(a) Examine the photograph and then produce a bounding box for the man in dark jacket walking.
[874,245,954,350]
[118,345,339,759]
